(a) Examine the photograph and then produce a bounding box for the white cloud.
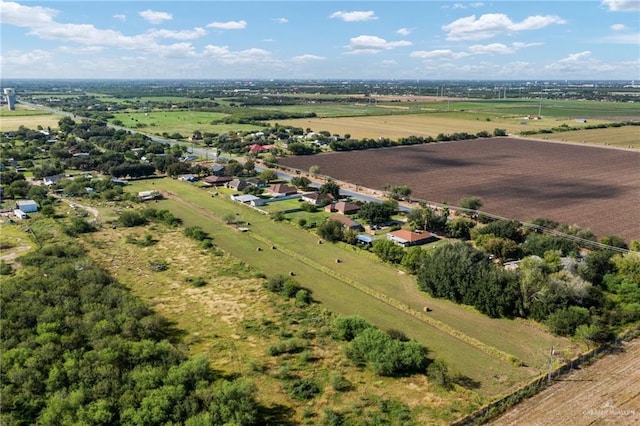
[1,49,53,66]
[380,60,397,66]
[396,28,412,36]
[274,17,288,24]
[139,9,172,25]
[601,0,640,12]
[545,51,619,74]
[113,14,126,22]
[468,41,543,55]
[206,20,247,30]
[468,43,515,55]
[443,13,566,41]
[292,54,327,62]
[600,32,640,43]
[330,11,377,22]
[146,28,207,40]
[611,23,627,30]
[58,46,104,55]
[410,49,469,60]
[444,2,485,9]
[202,44,276,65]
[0,1,57,26]
[346,35,411,54]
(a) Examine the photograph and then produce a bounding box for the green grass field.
[122,177,579,397]
[109,110,264,136]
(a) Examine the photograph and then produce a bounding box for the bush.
[184,226,210,241]
[330,373,353,392]
[0,260,13,275]
[186,277,207,287]
[287,378,321,401]
[345,328,428,377]
[118,210,147,227]
[333,316,374,341]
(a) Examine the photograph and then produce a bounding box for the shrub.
[330,373,353,392]
[118,211,147,227]
[287,378,321,401]
[0,260,13,275]
[333,316,374,341]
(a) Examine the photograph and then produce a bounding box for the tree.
[372,239,405,264]
[385,184,412,201]
[319,180,340,199]
[290,176,311,189]
[427,359,452,389]
[309,165,320,176]
[459,196,483,211]
[258,169,278,183]
[317,219,344,243]
[358,200,397,225]
[446,217,475,240]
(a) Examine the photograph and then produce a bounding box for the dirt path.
[490,339,640,425]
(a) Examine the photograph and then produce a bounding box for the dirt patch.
[279,137,640,241]
[490,339,640,425]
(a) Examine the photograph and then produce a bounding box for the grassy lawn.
[122,177,578,397]
[109,110,265,136]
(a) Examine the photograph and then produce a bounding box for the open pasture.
[279,137,640,242]
[0,108,63,131]
[109,110,263,136]
[122,178,578,396]
[273,113,608,140]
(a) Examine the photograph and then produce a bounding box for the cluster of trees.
[1,242,261,425]
[520,121,639,137]
[414,234,640,343]
[323,128,507,153]
[334,316,429,377]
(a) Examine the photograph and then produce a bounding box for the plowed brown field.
[489,339,640,426]
[278,138,640,241]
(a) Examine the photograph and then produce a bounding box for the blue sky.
[1,1,639,80]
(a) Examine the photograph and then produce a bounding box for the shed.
[16,199,38,213]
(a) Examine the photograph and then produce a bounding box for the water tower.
[4,88,16,110]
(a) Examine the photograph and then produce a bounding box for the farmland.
[278,137,640,242]
[490,339,640,426]
[0,107,63,131]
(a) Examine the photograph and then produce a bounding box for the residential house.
[301,191,334,206]
[203,176,233,186]
[386,229,438,247]
[329,214,362,231]
[325,201,361,215]
[227,178,250,192]
[230,194,265,207]
[267,183,298,197]
[248,143,276,154]
[210,165,226,176]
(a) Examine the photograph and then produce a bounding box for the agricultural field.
[272,113,612,141]
[532,126,640,149]
[109,110,263,136]
[278,137,640,242]
[0,107,63,131]
[490,339,640,426]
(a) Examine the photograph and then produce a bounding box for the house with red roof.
[386,229,438,247]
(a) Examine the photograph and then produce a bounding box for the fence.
[452,327,640,425]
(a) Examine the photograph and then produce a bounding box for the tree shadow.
[257,403,297,426]
[453,374,482,390]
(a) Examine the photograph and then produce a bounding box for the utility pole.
[547,345,555,383]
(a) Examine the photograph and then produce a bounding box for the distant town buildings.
[3,88,16,110]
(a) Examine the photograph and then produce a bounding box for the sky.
[1,0,639,80]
